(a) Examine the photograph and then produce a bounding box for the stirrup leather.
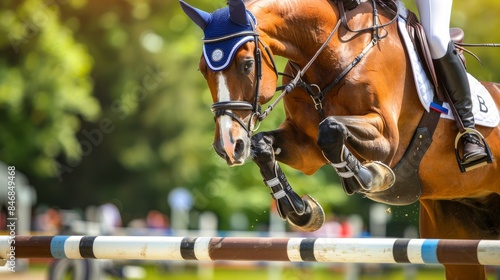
[454,128,493,172]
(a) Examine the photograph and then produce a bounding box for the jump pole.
[1,236,499,265]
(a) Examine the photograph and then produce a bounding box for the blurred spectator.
[36,207,63,234]
[339,216,353,238]
[147,210,170,234]
[99,202,122,235]
[359,224,371,238]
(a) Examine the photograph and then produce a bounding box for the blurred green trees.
[0,0,498,230]
[0,0,100,177]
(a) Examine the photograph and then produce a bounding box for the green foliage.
[1,0,499,232]
[451,0,500,82]
[0,0,100,177]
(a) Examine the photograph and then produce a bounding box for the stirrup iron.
[454,128,493,172]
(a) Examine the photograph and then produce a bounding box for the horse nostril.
[234,139,245,159]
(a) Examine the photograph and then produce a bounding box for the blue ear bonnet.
[202,8,257,71]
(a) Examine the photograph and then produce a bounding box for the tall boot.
[433,41,487,164]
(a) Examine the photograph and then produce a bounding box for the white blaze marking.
[217,73,235,159]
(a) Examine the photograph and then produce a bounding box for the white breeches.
[414,0,453,59]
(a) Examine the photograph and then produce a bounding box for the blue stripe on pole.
[3,236,499,265]
[50,236,69,259]
[421,239,439,264]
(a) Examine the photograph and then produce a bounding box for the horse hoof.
[364,161,395,192]
[287,195,325,232]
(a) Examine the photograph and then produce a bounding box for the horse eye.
[243,60,254,75]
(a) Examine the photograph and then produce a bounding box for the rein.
[258,19,343,121]
[259,0,399,120]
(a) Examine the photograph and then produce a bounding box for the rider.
[414,0,488,165]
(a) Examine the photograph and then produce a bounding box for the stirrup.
[454,128,493,172]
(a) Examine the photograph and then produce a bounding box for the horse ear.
[179,0,211,30]
[228,0,249,27]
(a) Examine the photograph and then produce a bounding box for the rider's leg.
[433,42,487,163]
[415,0,487,164]
[414,0,451,59]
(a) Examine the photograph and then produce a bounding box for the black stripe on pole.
[79,236,97,259]
[300,238,317,261]
[180,237,198,260]
[393,239,411,263]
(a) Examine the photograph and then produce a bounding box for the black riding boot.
[433,41,487,164]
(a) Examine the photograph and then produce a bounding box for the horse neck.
[248,0,341,66]
[248,0,422,154]
[248,0,388,89]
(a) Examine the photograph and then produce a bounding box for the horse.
[180,0,500,278]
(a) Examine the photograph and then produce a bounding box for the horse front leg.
[317,115,396,194]
[251,131,325,232]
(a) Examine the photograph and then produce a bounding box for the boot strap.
[462,133,485,147]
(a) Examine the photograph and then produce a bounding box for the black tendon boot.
[433,41,488,164]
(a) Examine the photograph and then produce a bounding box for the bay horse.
[180,0,500,278]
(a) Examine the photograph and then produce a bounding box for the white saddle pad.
[397,3,499,128]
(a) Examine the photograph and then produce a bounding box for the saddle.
[404,10,466,105]
[343,0,467,106]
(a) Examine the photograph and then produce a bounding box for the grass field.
[12,261,499,280]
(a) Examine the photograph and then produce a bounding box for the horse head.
[180,0,278,166]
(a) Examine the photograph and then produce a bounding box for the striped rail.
[1,236,499,265]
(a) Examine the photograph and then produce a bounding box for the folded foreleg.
[317,116,395,194]
[251,132,325,232]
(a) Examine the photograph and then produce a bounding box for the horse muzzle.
[213,135,250,166]
[211,101,258,166]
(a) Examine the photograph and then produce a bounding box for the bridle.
[210,0,398,136]
[209,30,279,136]
[208,16,279,136]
